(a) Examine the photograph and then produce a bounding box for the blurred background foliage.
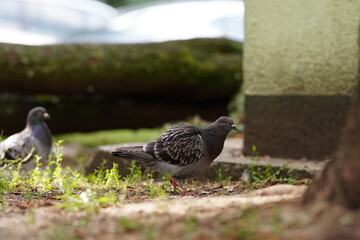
[0,0,244,146]
[0,38,243,135]
[0,39,241,99]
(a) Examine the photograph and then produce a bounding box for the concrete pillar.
[243,0,360,159]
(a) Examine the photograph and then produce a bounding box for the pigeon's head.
[214,116,238,132]
[27,106,50,125]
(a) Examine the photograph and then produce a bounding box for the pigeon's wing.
[144,124,203,166]
[0,131,38,162]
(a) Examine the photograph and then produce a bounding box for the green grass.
[0,141,172,212]
[0,140,308,240]
[245,164,297,190]
[55,128,165,147]
[241,145,298,191]
[53,115,238,147]
[0,140,301,212]
[54,116,242,148]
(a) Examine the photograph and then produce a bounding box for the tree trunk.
[302,42,360,208]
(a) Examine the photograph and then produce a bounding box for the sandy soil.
[0,184,307,240]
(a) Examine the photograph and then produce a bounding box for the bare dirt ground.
[0,183,307,240]
[0,136,326,240]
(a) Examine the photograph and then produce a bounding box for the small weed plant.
[0,141,171,212]
[216,168,232,185]
[123,161,143,187]
[145,172,171,199]
[246,164,297,189]
[244,145,298,190]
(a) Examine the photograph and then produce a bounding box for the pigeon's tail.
[111,146,154,162]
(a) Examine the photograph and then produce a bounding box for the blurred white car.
[0,29,59,46]
[0,0,119,45]
[67,0,244,44]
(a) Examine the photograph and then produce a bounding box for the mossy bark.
[0,38,242,102]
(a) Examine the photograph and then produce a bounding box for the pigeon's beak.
[43,112,51,120]
[232,124,239,131]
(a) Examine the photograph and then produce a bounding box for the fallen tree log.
[0,38,242,102]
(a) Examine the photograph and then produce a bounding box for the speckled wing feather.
[144,124,203,166]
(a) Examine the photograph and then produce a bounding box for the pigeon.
[0,106,52,170]
[112,116,238,194]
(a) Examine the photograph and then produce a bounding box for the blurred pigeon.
[112,116,238,194]
[0,106,52,170]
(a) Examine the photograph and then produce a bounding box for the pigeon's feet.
[170,177,179,192]
[180,189,196,196]
[169,178,194,195]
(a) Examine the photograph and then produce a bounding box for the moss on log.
[0,39,242,101]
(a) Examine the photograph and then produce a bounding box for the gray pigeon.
[0,106,52,170]
[112,116,238,194]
